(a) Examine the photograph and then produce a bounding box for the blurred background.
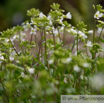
[0,0,104,31]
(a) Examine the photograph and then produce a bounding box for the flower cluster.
[0,3,104,103]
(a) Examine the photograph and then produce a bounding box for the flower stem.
[92,19,96,74]
[98,25,104,43]
[35,34,39,53]
[9,39,19,56]
[52,31,56,50]
[37,30,42,78]
[71,37,76,52]
[63,27,66,47]
[77,34,79,56]
[44,29,47,63]
[93,20,96,44]
[91,19,96,94]
[30,34,33,44]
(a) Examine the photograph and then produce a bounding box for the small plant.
[0,3,104,103]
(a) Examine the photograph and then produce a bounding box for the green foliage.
[50,3,60,10]
[96,4,102,11]
[27,8,40,17]
[77,21,87,31]
[0,3,104,103]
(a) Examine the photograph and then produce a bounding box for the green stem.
[84,71,85,94]
[44,29,47,62]
[52,32,56,50]
[9,39,19,56]
[98,25,104,43]
[57,27,61,43]
[77,34,79,56]
[37,30,42,78]
[30,34,33,44]
[92,19,96,74]
[40,30,43,61]
[91,19,96,94]
[63,27,66,47]
[71,38,75,52]
[35,34,39,53]
[93,19,96,44]
[52,31,56,77]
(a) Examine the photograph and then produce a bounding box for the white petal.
[28,68,35,74]
[66,12,72,19]
[74,65,80,72]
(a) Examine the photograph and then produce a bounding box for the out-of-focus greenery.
[0,0,100,31]
[1,3,104,103]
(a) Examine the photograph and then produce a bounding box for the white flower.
[62,57,72,64]
[74,51,77,56]
[5,38,9,43]
[22,22,30,31]
[90,73,104,90]
[68,28,77,35]
[64,77,68,83]
[88,30,93,34]
[30,27,37,35]
[83,63,90,67]
[0,54,4,63]
[78,31,87,39]
[86,40,92,47]
[46,26,51,31]
[74,65,80,72]
[94,11,103,19]
[97,27,104,34]
[28,68,35,74]
[16,60,20,63]
[12,35,17,40]
[66,12,72,19]
[21,72,25,77]
[12,35,19,41]
[66,58,72,63]
[53,29,58,36]
[39,12,45,18]
[80,75,84,80]
[65,58,72,63]
[59,17,63,24]
[57,37,62,43]
[0,56,4,60]
[48,59,54,64]
[60,26,64,32]
[49,20,52,25]
[9,57,14,61]
[47,15,52,20]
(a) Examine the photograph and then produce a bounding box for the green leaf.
[78,50,86,55]
[93,55,99,64]
[100,37,104,43]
